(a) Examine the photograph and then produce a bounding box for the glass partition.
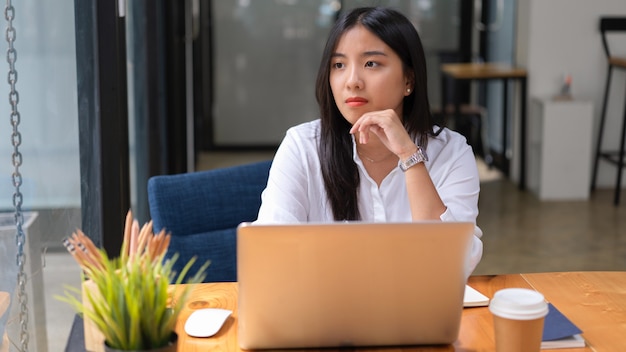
[0,1,82,351]
[210,0,459,147]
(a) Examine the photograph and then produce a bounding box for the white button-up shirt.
[256,119,483,274]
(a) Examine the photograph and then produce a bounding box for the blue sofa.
[147,160,272,282]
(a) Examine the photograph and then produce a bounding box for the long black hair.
[315,7,435,221]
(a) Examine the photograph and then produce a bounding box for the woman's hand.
[350,109,446,220]
[349,109,416,160]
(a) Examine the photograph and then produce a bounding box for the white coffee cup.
[489,288,549,352]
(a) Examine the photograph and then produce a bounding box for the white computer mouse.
[184,308,232,338]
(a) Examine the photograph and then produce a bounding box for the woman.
[256,7,482,273]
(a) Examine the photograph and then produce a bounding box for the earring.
[406,88,411,93]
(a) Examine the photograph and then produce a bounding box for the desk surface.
[440,63,527,80]
[173,272,626,352]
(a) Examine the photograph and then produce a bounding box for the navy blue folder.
[542,303,583,341]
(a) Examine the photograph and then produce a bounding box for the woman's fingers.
[350,109,410,150]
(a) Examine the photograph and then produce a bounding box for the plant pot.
[103,332,178,352]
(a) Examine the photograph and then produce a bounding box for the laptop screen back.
[237,221,474,349]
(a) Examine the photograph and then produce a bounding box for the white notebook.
[463,285,490,307]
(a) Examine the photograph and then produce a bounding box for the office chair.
[591,17,626,205]
[147,160,272,282]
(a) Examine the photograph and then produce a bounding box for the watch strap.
[398,146,428,172]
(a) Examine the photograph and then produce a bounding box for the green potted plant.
[58,211,209,352]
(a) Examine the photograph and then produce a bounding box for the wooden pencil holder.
[82,279,105,352]
[0,291,9,352]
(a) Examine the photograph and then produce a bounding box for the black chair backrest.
[600,17,626,58]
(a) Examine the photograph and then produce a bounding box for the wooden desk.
[440,63,528,189]
[175,272,626,351]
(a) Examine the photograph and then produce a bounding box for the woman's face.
[329,25,412,126]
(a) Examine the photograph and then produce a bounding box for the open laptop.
[236,221,475,350]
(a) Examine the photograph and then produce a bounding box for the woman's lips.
[345,97,368,107]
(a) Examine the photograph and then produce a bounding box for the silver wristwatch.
[398,146,428,172]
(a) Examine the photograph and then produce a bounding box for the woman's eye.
[365,61,379,68]
[332,62,344,69]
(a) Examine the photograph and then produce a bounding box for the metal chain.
[5,0,29,351]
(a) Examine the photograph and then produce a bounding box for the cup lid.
[488,288,549,320]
